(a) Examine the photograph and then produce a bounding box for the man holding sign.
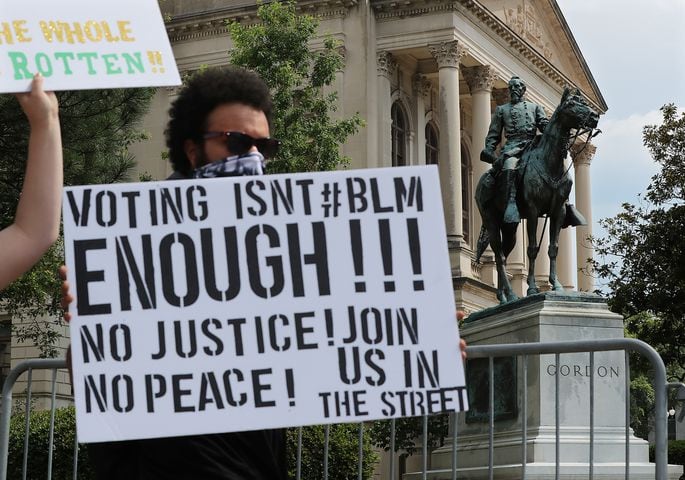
[63,65,469,478]
[64,66,287,480]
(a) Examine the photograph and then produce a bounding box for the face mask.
[192,151,265,178]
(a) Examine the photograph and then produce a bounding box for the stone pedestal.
[409,293,680,479]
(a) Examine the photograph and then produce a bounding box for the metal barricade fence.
[0,338,678,480]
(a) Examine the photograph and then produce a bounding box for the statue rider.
[480,76,585,227]
[480,76,546,223]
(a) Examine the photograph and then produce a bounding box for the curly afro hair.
[166,66,273,176]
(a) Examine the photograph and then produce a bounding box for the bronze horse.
[475,88,599,304]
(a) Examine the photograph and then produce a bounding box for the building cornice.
[370,0,605,114]
[165,1,358,43]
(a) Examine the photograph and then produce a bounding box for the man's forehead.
[206,103,268,127]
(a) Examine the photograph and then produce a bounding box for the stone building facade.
[128,0,607,315]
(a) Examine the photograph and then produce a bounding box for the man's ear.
[184,139,200,169]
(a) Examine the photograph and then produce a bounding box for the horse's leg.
[487,220,512,304]
[502,223,518,258]
[526,217,540,295]
[548,208,565,291]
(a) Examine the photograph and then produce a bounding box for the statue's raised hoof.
[527,287,539,296]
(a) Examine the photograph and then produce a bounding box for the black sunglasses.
[203,131,281,159]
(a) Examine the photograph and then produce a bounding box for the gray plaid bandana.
[192,151,265,178]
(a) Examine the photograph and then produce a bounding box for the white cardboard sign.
[1,0,180,93]
[63,166,468,443]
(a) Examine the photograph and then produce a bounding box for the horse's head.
[557,87,599,131]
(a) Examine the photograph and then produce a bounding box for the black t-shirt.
[89,429,287,480]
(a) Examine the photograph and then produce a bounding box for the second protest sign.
[63,166,468,443]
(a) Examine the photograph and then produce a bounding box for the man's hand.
[15,74,59,129]
[457,311,467,362]
[59,265,73,323]
[59,265,75,386]
[480,149,497,164]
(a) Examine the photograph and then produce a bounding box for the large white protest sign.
[1,0,180,93]
[63,166,468,443]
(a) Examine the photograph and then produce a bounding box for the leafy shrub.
[8,406,94,480]
[287,424,377,479]
[369,414,450,455]
[649,440,685,466]
[630,374,655,440]
[8,408,376,480]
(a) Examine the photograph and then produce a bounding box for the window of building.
[391,102,408,167]
[425,123,439,165]
[461,145,470,244]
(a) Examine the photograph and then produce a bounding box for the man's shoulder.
[167,171,188,180]
[494,104,509,116]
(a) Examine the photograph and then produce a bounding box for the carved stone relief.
[504,1,553,60]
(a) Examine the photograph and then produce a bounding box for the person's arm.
[535,104,549,133]
[481,106,503,164]
[0,74,62,290]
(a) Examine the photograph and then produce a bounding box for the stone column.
[462,65,497,284]
[413,74,431,165]
[377,51,396,168]
[463,65,496,241]
[558,228,576,290]
[535,220,551,291]
[572,143,596,292]
[558,158,575,290]
[428,41,466,241]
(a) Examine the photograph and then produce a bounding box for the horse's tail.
[475,225,490,264]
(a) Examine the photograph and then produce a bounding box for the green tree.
[593,104,685,435]
[228,1,363,174]
[0,87,155,357]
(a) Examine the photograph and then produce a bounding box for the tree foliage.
[593,104,685,383]
[228,1,363,174]
[286,425,377,479]
[593,104,685,436]
[0,87,154,356]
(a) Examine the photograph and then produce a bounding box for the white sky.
[556,0,685,233]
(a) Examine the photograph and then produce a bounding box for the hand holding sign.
[0,74,62,290]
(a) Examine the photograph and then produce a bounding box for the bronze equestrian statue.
[475,77,599,304]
